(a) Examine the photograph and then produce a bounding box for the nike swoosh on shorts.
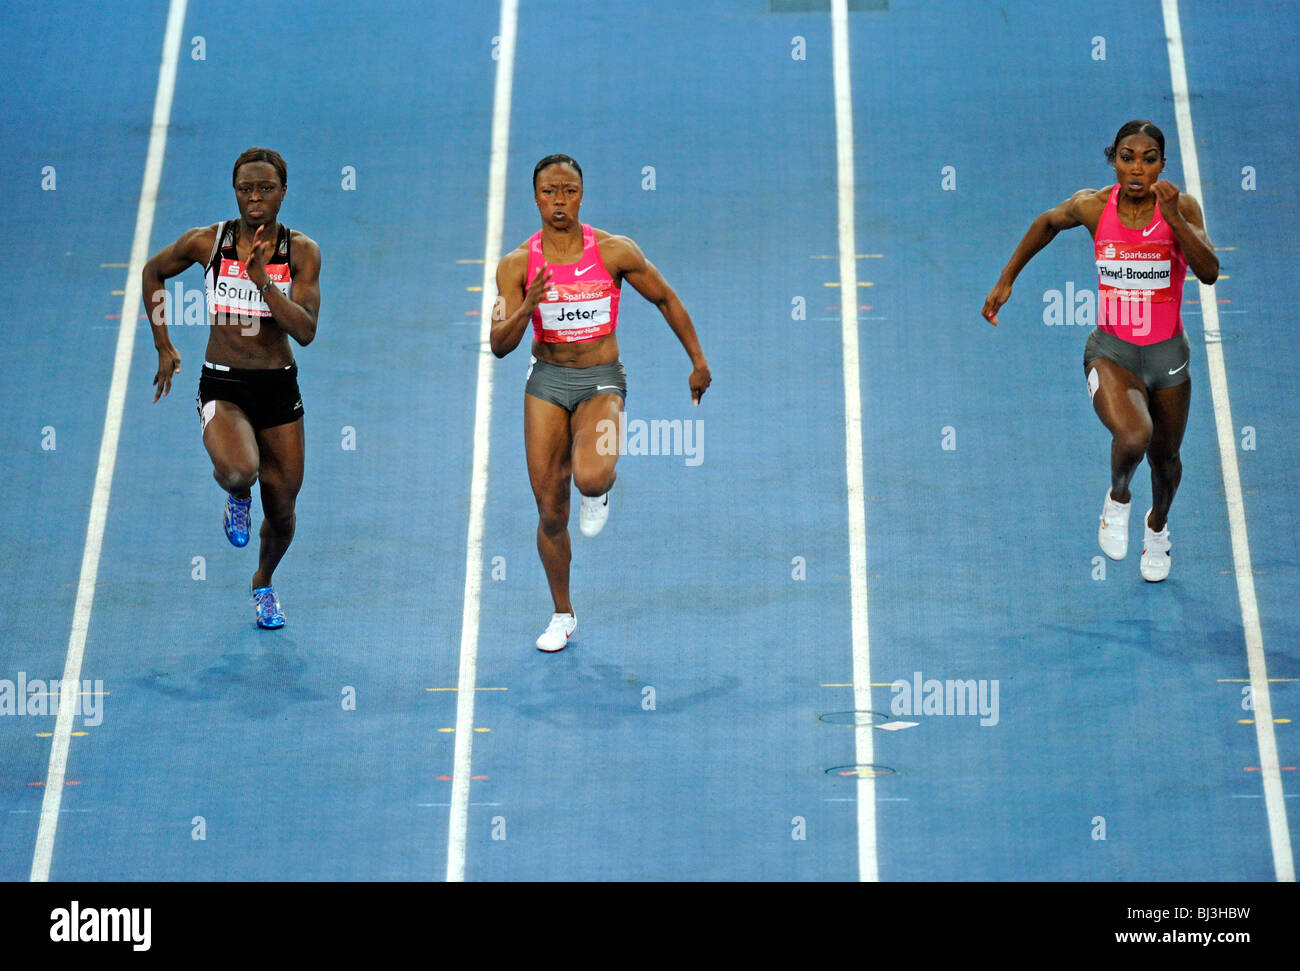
[1168,361,1187,375]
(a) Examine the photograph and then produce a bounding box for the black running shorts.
[197,361,304,432]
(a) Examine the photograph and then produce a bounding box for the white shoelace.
[1143,528,1171,554]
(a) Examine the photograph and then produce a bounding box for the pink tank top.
[527,224,620,344]
[1094,185,1187,345]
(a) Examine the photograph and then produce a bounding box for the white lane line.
[29,0,190,883]
[1162,0,1294,883]
[830,0,878,884]
[446,0,518,884]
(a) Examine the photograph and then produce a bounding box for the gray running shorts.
[1083,328,1191,392]
[525,356,627,412]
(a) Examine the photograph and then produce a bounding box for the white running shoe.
[1140,510,1171,582]
[1099,490,1132,560]
[579,491,610,537]
[536,612,577,652]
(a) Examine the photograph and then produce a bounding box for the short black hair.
[533,154,582,188]
[1104,121,1165,163]
[232,147,287,187]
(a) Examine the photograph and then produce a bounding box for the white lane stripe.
[830,0,878,883]
[29,0,189,883]
[1162,0,1294,882]
[446,0,518,884]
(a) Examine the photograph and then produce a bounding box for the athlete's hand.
[982,280,1013,326]
[1153,180,1182,225]
[152,346,182,402]
[523,263,553,313]
[689,361,711,405]
[245,224,274,287]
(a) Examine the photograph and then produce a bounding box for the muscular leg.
[570,393,623,497]
[1087,358,1152,504]
[525,394,574,614]
[1145,380,1191,532]
[202,397,258,496]
[203,401,259,497]
[250,418,305,589]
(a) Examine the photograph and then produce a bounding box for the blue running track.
[0,0,1295,884]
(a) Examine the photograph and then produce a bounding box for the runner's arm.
[141,226,211,400]
[265,234,321,346]
[1164,188,1218,285]
[490,249,550,358]
[982,189,1091,325]
[616,237,710,403]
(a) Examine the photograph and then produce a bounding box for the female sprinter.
[491,154,711,651]
[983,120,1217,581]
[143,147,321,627]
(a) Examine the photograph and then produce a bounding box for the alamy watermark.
[1043,281,1152,337]
[150,279,264,336]
[50,901,150,951]
[890,670,999,727]
[596,412,703,467]
[0,672,105,727]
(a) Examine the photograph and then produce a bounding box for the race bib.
[208,258,291,317]
[1096,242,1173,301]
[538,294,613,343]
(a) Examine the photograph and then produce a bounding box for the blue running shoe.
[224,493,252,547]
[251,586,285,629]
